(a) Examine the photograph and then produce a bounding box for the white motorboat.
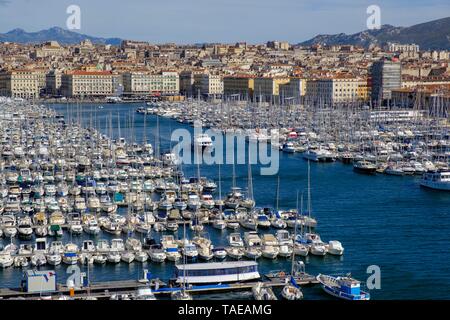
[256,214,271,228]
[0,253,14,268]
[181,242,198,261]
[228,233,244,247]
[244,247,262,259]
[212,247,227,260]
[31,253,47,267]
[93,254,107,264]
[111,239,125,252]
[420,171,450,191]
[225,247,244,260]
[14,256,29,268]
[278,245,293,258]
[121,251,135,264]
[226,221,240,230]
[281,281,303,300]
[3,226,17,238]
[107,251,121,263]
[212,218,226,230]
[327,240,344,256]
[271,218,287,229]
[96,239,110,253]
[17,216,33,239]
[82,215,101,235]
[134,251,149,263]
[125,238,142,251]
[198,246,214,261]
[276,230,292,245]
[239,216,258,230]
[187,194,202,211]
[69,220,83,234]
[310,242,328,256]
[293,242,309,256]
[244,231,262,247]
[261,245,279,259]
[46,252,62,266]
[81,240,96,253]
[149,244,167,263]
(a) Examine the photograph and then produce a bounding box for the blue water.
[1,103,449,300]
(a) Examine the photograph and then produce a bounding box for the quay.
[0,274,318,300]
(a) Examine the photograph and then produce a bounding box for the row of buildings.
[0,39,448,106]
[0,67,372,104]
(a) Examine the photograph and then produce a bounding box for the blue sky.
[0,0,448,43]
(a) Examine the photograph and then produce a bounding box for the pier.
[0,274,318,300]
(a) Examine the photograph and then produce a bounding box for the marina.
[0,99,449,300]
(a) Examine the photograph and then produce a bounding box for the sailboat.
[172,232,193,301]
[281,191,304,300]
[212,164,226,230]
[271,176,286,228]
[297,160,326,256]
[240,158,255,209]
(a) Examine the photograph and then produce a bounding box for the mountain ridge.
[0,26,122,45]
[299,17,450,50]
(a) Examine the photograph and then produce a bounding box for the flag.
[290,276,299,289]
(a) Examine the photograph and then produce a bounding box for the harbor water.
[1,103,449,300]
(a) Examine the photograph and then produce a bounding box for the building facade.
[370,59,402,104]
[0,69,41,99]
[223,76,254,100]
[306,76,360,105]
[122,71,179,96]
[61,70,114,97]
[200,74,223,97]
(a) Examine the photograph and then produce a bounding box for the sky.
[0,0,448,43]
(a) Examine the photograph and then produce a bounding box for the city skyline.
[0,0,449,43]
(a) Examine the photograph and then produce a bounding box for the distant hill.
[300,17,450,50]
[0,27,122,45]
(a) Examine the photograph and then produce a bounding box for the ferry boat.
[420,171,450,191]
[173,261,260,284]
[316,274,370,300]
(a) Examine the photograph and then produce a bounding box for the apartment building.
[223,75,254,99]
[60,70,114,97]
[371,59,402,103]
[306,75,360,105]
[200,74,223,97]
[122,71,179,96]
[278,78,303,103]
[253,77,291,103]
[45,70,62,95]
[0,69,41,99]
